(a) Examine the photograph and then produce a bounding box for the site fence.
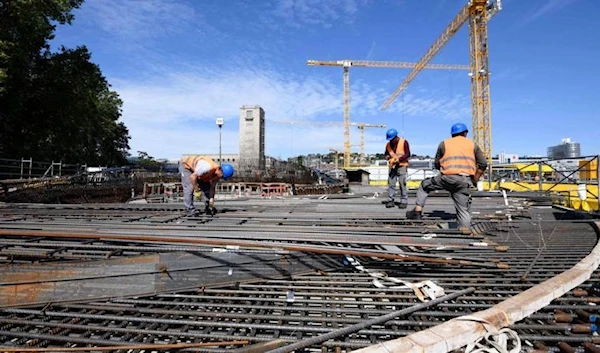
[490,154,600,212]
[142,181,344,203]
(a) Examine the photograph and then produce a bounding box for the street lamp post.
[216,117,224,166]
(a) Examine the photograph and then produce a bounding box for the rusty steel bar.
[0,223,490,248]
[0,340,249,352]
[0,229,509,269]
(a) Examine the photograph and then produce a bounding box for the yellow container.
[579,160,598,180]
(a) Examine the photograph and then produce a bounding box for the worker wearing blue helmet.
[406,123,487,233]
[382,128,411,209]
[179,155,235,216]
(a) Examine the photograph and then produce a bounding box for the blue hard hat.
[221,164,234,180]
[451,123,468,135]
[386,128,398,141]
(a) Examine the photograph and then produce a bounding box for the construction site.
[2,0,600,352]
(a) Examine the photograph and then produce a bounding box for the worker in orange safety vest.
[382,128,411,209]
[406,123,487,233]
[179,155,234,216]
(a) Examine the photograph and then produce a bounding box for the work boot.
[406,208,422,220]
[381,199,391,204]
[384,200,395,208]
[186,209,201,217]
[397,202,408,209]
[458,226,473,235]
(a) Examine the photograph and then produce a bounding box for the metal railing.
[0,158,83,180]
[492,155,600,212]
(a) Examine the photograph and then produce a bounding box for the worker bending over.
[382,128,411,208]
[179,155,234,217]
[406,123,487,233]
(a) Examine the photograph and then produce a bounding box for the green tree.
[136,151,158,166]
[0,0,130,165]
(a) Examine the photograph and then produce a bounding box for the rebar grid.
[0,195,598,352]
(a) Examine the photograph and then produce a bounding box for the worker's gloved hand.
[204,205,217,216]
[193,190,201,199]
[204,200,217,216]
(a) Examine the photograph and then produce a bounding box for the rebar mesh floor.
[0,194,598,352]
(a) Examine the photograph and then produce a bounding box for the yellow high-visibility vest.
[386,138,408,167]
[181,155,219,181]
[439,136,476,176]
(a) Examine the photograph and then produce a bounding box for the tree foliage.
[0,0,130,165]
[135,151,159,166]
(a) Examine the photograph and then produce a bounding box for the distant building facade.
[547,138,581,160]
[497,152,520,164]
[238,105,265,172]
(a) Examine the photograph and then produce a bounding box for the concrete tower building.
[238,105,265,172]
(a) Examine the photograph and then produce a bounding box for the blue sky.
[51,0,599,160]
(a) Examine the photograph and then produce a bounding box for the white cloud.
[125,123,226,160]
[383,92,472,121]
[267,124,346,157]
[518,0,580,27]
[113,67,342,125]
[365,41,377,60]
[266,0,367,29]
[82,0,197,40]
[112,64,471,159]
[492,67,528,82]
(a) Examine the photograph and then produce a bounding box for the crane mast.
[343,62,351,170]
[356,123,387,166]
[469,0,493,166]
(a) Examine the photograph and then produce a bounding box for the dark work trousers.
[179,161,212,216]
[387,165,408,204]
[415,173,473,229]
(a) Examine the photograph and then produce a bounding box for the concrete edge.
[354,221,600,353]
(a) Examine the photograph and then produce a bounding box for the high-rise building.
[547,138,581,160]
[238,105,265,172]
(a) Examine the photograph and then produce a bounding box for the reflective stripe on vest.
[181,155,219,181]
[439,136,476,175]
[386,138,408,167]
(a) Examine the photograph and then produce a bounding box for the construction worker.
[179,155,234,217]
[406,123,487,233]
[382,128,411,208]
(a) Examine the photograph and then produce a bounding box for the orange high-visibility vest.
[439,136,476,176]
[181,155,219,181]
[386,138,408,167]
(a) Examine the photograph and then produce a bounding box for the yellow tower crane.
[272,119,386,167]
[355,123,387,166]
[380,0,502,167]
[307,59,470,169]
